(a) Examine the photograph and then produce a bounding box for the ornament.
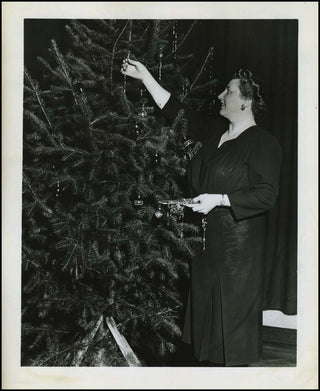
[182,140,202,161]
[208,47,214,115]
[138,105,147,118]
[183,139,193,149]
[159,46,163,80]
[133,122,142,139]
[52,164,60,198]
[153,152,161,166]
[202,216,207,250]
[133,194,144,207]
[172,20,178,61]
[182,82,188,97]
[123,66,127,94]
[159,198,197,238]
[154,205,164,219]
[122,22,132,94]
[56,181,60,197]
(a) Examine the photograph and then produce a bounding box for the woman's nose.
[218,91,224,100]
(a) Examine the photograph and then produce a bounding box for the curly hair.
[233,69,266,121]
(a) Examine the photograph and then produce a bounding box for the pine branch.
[24,69,56,138]
[51,39,72,85]
[71,315,104,366]
[37,56,59,78]
[23,173,54,216]
[50,39,82,108]
[177,20,198,50]
[182,46,214,102]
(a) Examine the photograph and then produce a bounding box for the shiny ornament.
[159,47,163,80]
[133,194,144,207]
[154,205,164,219]
[153,153,161,166]
[133,122,142,139]
[138,108,147,118]
[172,20,178,61]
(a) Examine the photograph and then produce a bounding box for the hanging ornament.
[56,181,60,198]
[172,20,178,61]
[153,152,161,166]
[138,90,154,116]
[123,26,132,94]
[52,164,60,198]
[158,46,163,80]
[138,102,147,118]
[202,216,207,250]
[123,65,127,94]
[182,140,202,161]
[159,198,196,238]
[154,204,164,219]
[208,48,214,116]
[182,82,188,97]
[133,122,142,140]
[133,193,144,208]
[181,138,194,160]
[183,139,194,150]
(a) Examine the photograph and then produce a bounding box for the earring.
[241,104,245,111]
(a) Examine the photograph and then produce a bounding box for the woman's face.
[218,79,245,120]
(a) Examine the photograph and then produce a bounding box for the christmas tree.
[22,19,216,366]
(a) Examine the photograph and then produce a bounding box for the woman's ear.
[240,98,252,111]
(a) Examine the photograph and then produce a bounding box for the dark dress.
[161,95,282,366]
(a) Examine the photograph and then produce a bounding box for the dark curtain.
[183,20,298,315]
[24,19,298,315]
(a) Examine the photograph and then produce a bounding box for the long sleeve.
[228,130,282,220]
[160,94,227,142]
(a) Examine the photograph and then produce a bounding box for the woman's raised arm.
[121,58,170,109]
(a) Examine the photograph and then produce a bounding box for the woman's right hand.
[121,58,149,82]
[121,57,171,109]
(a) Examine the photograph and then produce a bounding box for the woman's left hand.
[186,193,222,215]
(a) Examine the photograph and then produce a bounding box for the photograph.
[2,2,318,389]
[22,17,298,368]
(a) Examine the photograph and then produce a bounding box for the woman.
[121,58,282,366]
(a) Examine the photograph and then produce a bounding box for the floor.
[249,340,296,367]
[167,326,297,367]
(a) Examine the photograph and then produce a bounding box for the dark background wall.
[24,19,298,314]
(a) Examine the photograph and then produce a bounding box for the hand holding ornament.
[121,58,150,81]
[185,193,230,215]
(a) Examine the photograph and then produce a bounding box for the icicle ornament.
[208,48,214,116]
[172,21,178,60]
[201,216,207,250]
[56,181,60,197]
[123,23,132,94]
[159,46,163,80]
[52,164,60,197]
